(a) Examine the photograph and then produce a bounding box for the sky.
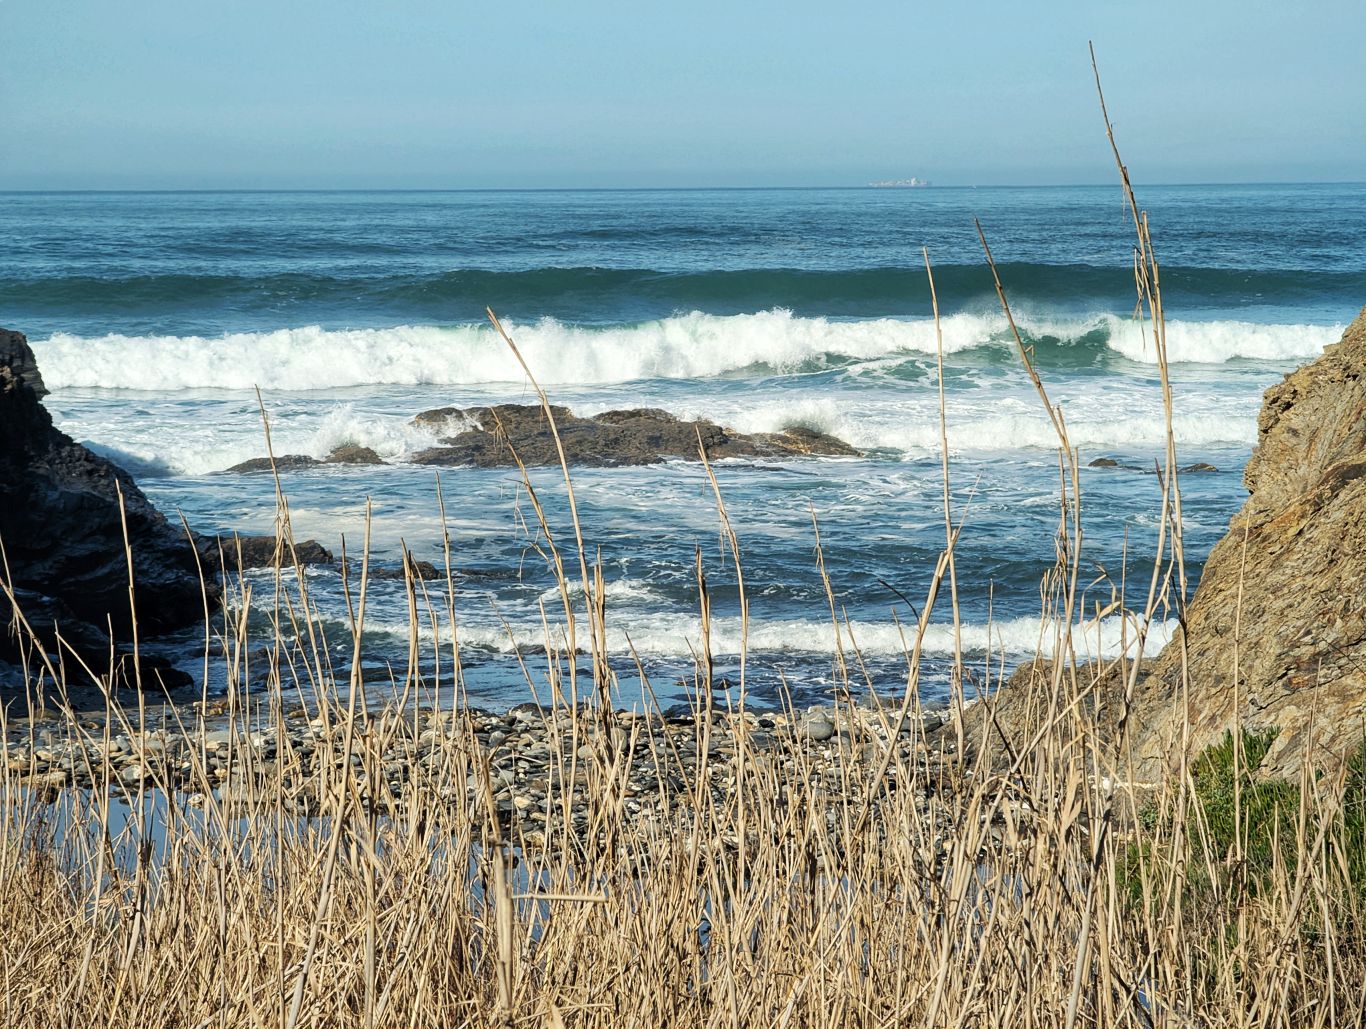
[1,0,1362,189]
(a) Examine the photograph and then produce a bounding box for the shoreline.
[4,699,954,851]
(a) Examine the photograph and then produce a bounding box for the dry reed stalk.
[486,308,611,720]
[1,61,1364,1029]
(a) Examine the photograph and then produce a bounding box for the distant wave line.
[4,262,1364,318]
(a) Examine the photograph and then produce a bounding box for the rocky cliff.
[1127,306,1366,777]
[1,328,211,681]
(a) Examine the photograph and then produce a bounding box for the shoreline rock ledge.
[1,328,211,679]
[1125,305,1366,777]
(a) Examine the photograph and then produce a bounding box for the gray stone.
[802,716,836,742]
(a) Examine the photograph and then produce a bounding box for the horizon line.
[3,180,1365,196]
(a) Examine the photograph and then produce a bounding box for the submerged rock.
[1089,457,1218,474]
[0,328,212,667]
[1127,306,1366,777]
[409,403,860,467]
[364,559,442,581]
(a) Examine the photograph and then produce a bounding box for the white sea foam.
[711,393,1258,455]
[60,402,441,477]
[33,312,1339,391]
[1104,316,1341,364]
[536,579,666,605]
[350,610,1176,662]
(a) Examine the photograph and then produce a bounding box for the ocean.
[3,184,1363,710]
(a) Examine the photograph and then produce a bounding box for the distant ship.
[868,177,931,188]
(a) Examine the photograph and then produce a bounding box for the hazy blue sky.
[2,0,1362,189]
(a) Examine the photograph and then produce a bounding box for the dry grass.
[2,63,1365,1029]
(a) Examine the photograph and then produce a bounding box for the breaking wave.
[33,311,1339,391]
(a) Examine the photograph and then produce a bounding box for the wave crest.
[33,312,1339,392]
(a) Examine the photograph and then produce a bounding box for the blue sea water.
[3,184,1363,709]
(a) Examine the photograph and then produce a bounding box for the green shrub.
[1123,729,1366,912]
[1189,728,1300,883]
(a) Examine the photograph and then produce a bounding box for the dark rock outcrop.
[214,536,336,570]
[1125,307,1366,777]
[365,559,441,581]
[1,328,212,674]
[410,404,860,467]
[227,454,321,473]
[325,444,384,465]
[226,444,386,474]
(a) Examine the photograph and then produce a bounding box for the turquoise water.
[3,185,1362,709]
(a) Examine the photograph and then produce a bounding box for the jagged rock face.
[0,328,211,662]
[1129,306,1366,778]
[408,404,861,467]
